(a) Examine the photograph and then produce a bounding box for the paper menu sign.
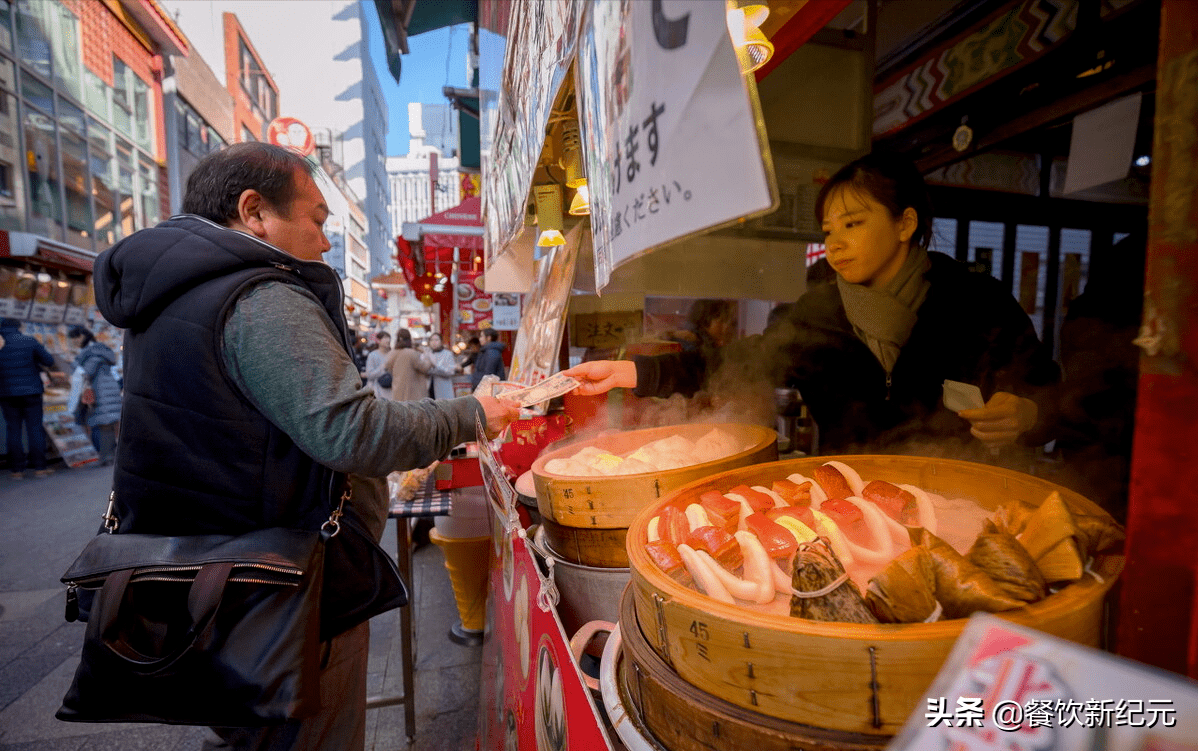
[576,0,776,291]
[888,614,1198,751]
[944,380,986,412]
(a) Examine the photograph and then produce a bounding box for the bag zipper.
[67,562,303,589]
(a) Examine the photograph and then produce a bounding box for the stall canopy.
[396,196,484,285]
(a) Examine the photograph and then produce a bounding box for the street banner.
[457,269,494,330]
[576,0,777,290]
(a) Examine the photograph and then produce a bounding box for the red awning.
[417,196,482,251]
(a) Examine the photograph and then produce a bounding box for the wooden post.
[1116,0,1198,677]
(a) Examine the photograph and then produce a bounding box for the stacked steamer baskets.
[617,456,1125,751]
[529,423,777,638]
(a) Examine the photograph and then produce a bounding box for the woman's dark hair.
[394,328,413,349]
[815,152,933,251]
[68,325,95,346]
[182,142,317,226]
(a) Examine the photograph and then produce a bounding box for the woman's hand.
[957,391,1038,450]
[476,394,522,439]
[562,360,637,396]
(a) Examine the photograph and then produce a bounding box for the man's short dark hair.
[182,142,317,226]
[482,329,499,342]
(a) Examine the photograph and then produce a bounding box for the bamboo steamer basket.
[531,423,777,568]
[626,455,1125,737]
[617,583,888,751]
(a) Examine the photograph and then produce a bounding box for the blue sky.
[361,6,472,156]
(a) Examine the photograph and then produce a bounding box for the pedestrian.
[0,317,55,479]
[384,328,436,402]
[459,336,481,374]
[363,331,392,399]
[470,328,507,389]
[65,326,122,465]
[89,142,519,750]
[425,333,459,399]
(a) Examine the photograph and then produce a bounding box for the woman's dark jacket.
[74,342,122,426]
[634,252,1060,455]
[0,322,54,398]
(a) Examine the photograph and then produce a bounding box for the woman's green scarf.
[836,246,932,375]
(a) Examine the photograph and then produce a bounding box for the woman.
[363,331,392,399]
[565,152,1058,457]
[384,328,435,402]
[67,326,122,465]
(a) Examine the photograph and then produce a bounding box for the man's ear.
[898,207,918,243]
[236,189,269,238]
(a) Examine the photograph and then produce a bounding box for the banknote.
[494,373,580,407]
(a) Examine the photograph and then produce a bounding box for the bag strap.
[97,561,234,669]
[100,483,350,538]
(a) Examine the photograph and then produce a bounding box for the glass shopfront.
[2,0,161,252]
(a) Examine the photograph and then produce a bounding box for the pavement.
[0,462,483,750]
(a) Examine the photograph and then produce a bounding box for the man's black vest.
[102,221,351,536]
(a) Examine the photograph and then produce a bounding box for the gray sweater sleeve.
[222,281,483,477]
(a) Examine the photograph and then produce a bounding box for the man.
[470,328,507,389]
[91,143,519,750]
[425,333,459,399]
[0,318,55,479]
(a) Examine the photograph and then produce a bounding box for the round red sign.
[266,117,315,157]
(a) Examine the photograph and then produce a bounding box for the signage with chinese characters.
[889,614,1198,751]
[576,0,776,290]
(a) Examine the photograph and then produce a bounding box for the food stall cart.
[463,0,1198,748]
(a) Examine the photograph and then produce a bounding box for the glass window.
[83,68,107,119]
[208,126,225,152]
[139,158,158,228]
[930,217,958,256]
[57,95,85,135]
[132,73,151,150]
[24,106,61,240]
[15,0,52,80]
[112,57,131,136]
[52,3,81,100]
[242,124,256,142]
[115,137,134,237]
[0,2,12,53]
[186,111,202,154]
[967,220,1005,282]
[1012,225,1050,339]
[61,130,91,248]
[88,117,116,246]
[20,68,53,111]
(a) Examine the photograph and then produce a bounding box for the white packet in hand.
[943,379,985,412]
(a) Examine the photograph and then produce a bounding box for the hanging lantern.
[420,294,434,307]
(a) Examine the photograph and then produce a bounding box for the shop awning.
[396,196,484,286]
[0,231,97,273]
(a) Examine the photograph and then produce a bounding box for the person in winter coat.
[565,152,1059,461]
[0,318,55,478]
[66,326,122,465]
[89,142,519,750]
[470,328,507,389]
[384,328,435,402]
[362,331,392,400]
[425,333,459,399]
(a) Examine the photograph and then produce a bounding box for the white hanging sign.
[576,0,776,290]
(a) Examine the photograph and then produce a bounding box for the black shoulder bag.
[55,482,404,726]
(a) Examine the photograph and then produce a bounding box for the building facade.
[386,103,463,242]
[0,0,185,256]
[162,28,232,213]
[221,12,275,144]
[162,0,391,318]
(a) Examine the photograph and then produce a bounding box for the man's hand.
[476,394,522,439]
[561,360,637,396]
[957,391,1038,450]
